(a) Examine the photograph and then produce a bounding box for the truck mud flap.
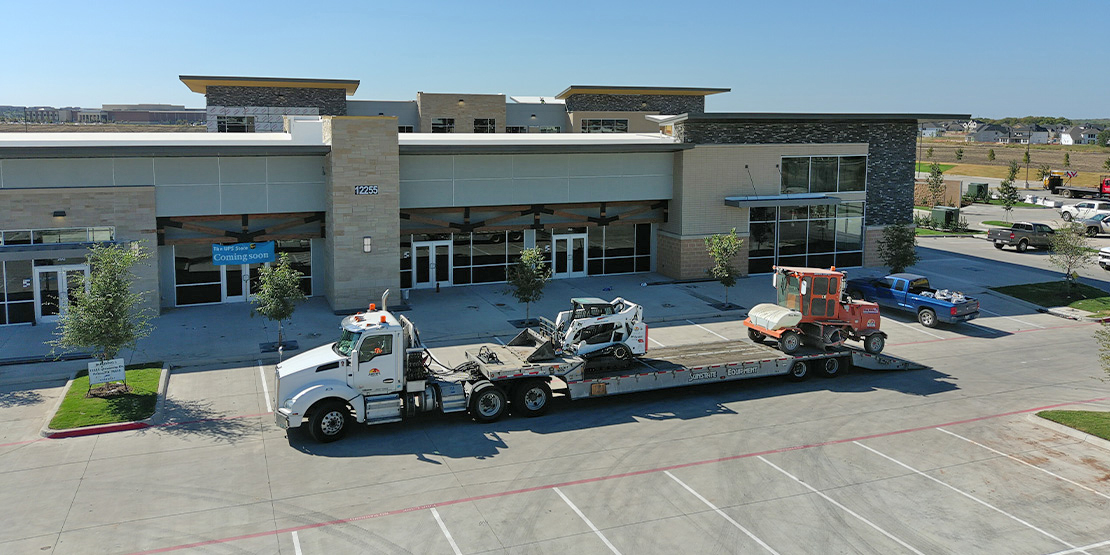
[507,327,557,362]
[851,351,927,371]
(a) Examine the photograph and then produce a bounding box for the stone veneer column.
[323,116,400,311]
[862,225,887,268]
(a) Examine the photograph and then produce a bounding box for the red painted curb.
[45,421,150,439]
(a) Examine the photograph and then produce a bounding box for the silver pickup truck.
[987,222,1055,252]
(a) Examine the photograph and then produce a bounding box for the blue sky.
[3,0,1106,119]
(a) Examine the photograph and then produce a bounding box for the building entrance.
[552,233,587,278]
[220,263,263,303]
[412,240,451,289]
[33,264,89,324]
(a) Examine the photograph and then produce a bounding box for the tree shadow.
[138,397,259,443]
[0,388,44,408]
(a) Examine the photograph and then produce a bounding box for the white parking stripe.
[291,531,303,555]
[854,442,1086,554]
[554,487,621,555]
[431,507,462,555]
[979,307,1046,329]
[758,456,925,555]
[686,319,730,341]
[1044,538,1110,555]
[886,318,945,339]
[649,336,666,348]
[936,428,1110,501]
[258,361,273,413]
[495,336,505,345]
[665,471,780,555]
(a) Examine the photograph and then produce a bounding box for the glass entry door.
[412,240,451,289]
[33,264,89,324]
[552,234,587,278]
[221,263,264,303]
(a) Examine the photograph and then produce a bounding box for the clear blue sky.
[3,0,1106,119]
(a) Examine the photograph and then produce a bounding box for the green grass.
[1037,410,1110,441]
[49,364,162,430]
[915,162,955,173]
[915,228,985,236]
[991,281,1110,316]
[982,220,1013,227]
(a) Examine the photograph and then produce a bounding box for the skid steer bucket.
[507,327,557,362]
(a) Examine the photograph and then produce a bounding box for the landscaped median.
[43,362,168,438]
[991,281,1110,319]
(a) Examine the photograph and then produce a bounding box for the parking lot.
[2,271,1108,555]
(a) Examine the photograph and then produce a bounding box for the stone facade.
[416,93,506,133]
[323,117,400,311]
[656,231,749,280]
[0,186,160,314]
[205,86,347,116]
[564,94,705,115]
[862,225,887,268]
[674,120,917,227]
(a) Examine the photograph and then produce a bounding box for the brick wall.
[862,225,887,268]
[416,93,506,133]
[0,186,159,314]
[323,117,401,311]
[656,231,749,280]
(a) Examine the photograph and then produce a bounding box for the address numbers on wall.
[354,185,379,195]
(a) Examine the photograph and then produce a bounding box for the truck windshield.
[776,273,801,310]
[335,329,361,356]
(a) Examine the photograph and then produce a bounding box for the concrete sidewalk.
[0,271,796,381]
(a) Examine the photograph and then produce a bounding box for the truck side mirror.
[800,280,808,296]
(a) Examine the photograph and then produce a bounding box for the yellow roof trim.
[180,76,359,95]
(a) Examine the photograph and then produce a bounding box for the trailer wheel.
[787,361,809,382]
[747,328,765,343]
[1063,189,1074,199]
[864,334,886,354]
[779,331,801,354]
[1062,211,1073,221]
[918,308,938,328]
[308,400,350,443]
[1016,240,1028,253]
[513,380,552,417]
[819,357,841,378]
[469,384,507,423]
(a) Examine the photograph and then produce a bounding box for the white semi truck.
[275,293,920,443]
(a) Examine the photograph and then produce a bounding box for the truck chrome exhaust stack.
[381,289,390,311]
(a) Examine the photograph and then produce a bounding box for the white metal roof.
[398,132,677,146]
[0,117,327,148]
[507,96,566,105]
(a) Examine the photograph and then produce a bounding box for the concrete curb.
[40,364,171,439]
[1026,413,1110,453]
[977,289,1087,321]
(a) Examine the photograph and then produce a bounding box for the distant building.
[102,104,205,124]
[968,124,1011,143]
[1060,125,1102,145]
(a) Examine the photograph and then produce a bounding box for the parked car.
[1060,200,1110,222]
[845,273,979,327]
[986,222,1055,252]
[1078,213,1110,237]
[1100,247,1110,270]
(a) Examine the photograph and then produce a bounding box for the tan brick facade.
[0,186,159,314]
[323,117,401,311]
[862,225,887,268]
[656,230,749,280]
[416,93,506,133]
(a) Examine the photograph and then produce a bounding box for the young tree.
[49,243,155,387]
[1064,152,1071,168]
[1036,163,1052,181]
[926,161,946,207]
[506,247,551,324]
[926,146,934,159]
[988,148,996,162]
[251,253,307,352]
[1049,223,1094,293]
[1097,130,1110,148]
[878,224,920,274]
[1023,147,1031,188]
[1095,324,1110,381]
[955,147,964,161]
[1104,157,1110,172]
[998,161,1021,221]
[704,228,743,306]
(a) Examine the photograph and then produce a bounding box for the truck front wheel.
[470,385,507,423]
[918,308,938,328]
[864,334,886,354]
[513,380,552,417]
[308,401,350,443]
[779,331,801,354]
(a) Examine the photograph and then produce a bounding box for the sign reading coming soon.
[212,242,276,265]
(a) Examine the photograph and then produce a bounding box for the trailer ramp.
[851,351,926,371]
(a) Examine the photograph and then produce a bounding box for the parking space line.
[258,361,272,413]
[664,471,779,555]
[853,441,1086,554]
[936,428,1110,501]
[649,336,666,348]
[686,319,730,341]
[1044,538,1110,555]
[553,487,621,555]
[886,318,945,339]
[979,308,1046,329]
[431,508,462,555]
[757,456,925,555]
[291,531,302,555]
[495,336,505,345]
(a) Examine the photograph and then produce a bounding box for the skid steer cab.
[743,266,886,355]
[547,297,648,361]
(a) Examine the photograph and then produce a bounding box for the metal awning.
[723,193,842,208]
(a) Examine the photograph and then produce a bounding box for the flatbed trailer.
[466,338,922,400]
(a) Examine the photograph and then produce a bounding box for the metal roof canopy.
[724,193,843,208]
[555,85,731,99]
[686,112,971,123]
[179,75,360,95]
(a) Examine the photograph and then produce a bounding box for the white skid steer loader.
[507,297,648,366]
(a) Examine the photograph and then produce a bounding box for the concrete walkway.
[0,271,796,382]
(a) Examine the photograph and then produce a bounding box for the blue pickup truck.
[844,273,980,328]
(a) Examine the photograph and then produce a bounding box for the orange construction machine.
[743,266,886,355]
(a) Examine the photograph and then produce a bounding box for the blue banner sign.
[212,241,276,265]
